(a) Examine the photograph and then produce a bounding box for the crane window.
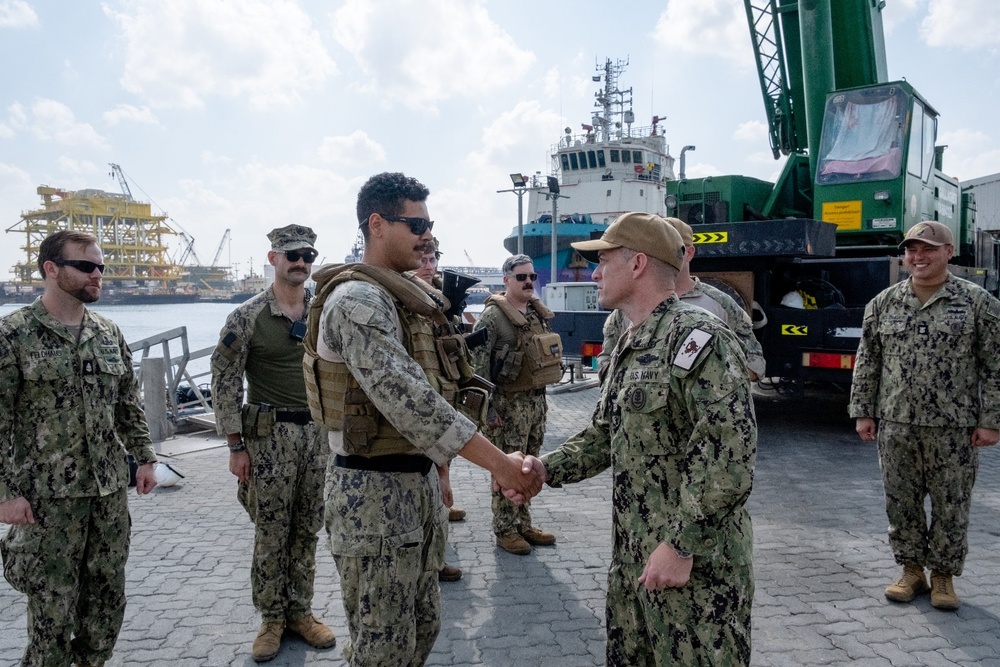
[817,86,907,184]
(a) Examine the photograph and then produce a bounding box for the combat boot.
[496,532,532,555]
[884,563,929,602]
[251,620,285,662]
[448,507,466,521]
[286,614,337,648]
[439,563,463,582]
[520,526,556,546]
[930,571,960,610]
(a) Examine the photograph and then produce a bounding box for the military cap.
[572,212,685,270]
[268,224,317,251]
[662,216,694,246]
[899,221,953,249]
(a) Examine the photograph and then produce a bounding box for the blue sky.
[1,0,998,281]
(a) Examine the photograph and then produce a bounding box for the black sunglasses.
[53,258,105,274]
[280,249,318,263]
[513,272,538,282]
[381,215,434,236]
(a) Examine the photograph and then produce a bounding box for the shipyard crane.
[211,229,231,267]
[108,163,133,201]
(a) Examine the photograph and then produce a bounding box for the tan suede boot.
[251,620,285,662]
[884,563,929,602]
[496,532,532,555]
[439,563,463,582]
[286,614,337,648]
[930,571,960,611]
[519,526,556,546]
[448,507,466,521]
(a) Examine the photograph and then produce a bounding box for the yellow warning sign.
[781,325,808,336]
[692,231,728,244]
[821,200,862,230]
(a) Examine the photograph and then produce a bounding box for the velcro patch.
[673,328,713,370]
[347,301,377,325]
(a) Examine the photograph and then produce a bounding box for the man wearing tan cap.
[518,212,757,665]
[597,216,766,381]
[850,220,1000,611]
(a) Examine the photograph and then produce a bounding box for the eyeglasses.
[513,272,538,282]
[381,215,434,236]
[280,249,318,263]
[53,258,105,274]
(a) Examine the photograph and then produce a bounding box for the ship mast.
[592,57,634,143]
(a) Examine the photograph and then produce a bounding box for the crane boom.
[108,163,133,201]
[211,229,231,266]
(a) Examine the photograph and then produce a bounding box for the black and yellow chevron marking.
[781,324,808,336]
[691,231,728,244]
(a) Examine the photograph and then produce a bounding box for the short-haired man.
[598,216,765,381]
[211,225,336,662]
[518,212,757,665]
[850,220,1000,610]
[0,230,158,666]
[306,171,541,665]
[473,254,563,555]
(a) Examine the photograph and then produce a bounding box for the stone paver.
[2,381,998,666]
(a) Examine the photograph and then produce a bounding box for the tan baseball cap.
[571,212,685,270]
[662,216,694,246]
[898,221,953,249]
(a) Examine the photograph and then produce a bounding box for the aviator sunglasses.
[280,249,318,263]
[380,215,434,236]
[513,272,538,282]
[53,258,106,274]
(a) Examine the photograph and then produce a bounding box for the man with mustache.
[211,225,336,662]
[473,254,563,555]
[0,230,158,667]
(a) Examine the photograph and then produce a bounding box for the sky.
[2,0,999,281]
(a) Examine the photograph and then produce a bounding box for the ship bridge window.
[561,154,570,171]
[597,150,606,167]
[632,151,642,163]
[587,151,597,168]
[569,153,579,170]
[621,150,632,164]
[578,151,589,169]
[610,149,620,162]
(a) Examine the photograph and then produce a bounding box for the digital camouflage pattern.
[319,277,475,666]
[0,299,154,666]
[542,295,757,666]
[849,274,1000,575]
[210,286,328,622]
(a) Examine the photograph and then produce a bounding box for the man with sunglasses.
[305,171,543,666]
[0,230,158,667]
[472,254,563,555]
[211,224,336,662]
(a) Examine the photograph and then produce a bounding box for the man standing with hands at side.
[850,220,1000,611]
[513,213,757,666]
[0,230,158,667]
[211,225,336,662]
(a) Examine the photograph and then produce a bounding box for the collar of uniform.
[901,271,956,308]
[626,295,678,351]
[29,298,99,344]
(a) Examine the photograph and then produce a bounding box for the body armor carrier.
[485,294,564,392]
[303,263,486,456]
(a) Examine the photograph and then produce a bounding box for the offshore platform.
[3,165,238,304]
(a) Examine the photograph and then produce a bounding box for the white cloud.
[920,0,1000,52]
[55,157,101,177]
[881,0,922,34]
[0,121,12,139]
[653,0,752,67]
[733,120,767,143]
[317,131,386,166]
[938,127,1000,181]
[106,0,337,110]
[0,0,38,28]
[9,98,109,149]
[103,104,158,126]
[331,0,535,111]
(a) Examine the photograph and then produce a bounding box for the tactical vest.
[485,294,564,392]
[303,263,483,456]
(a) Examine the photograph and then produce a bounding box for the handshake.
[493,452,548,505]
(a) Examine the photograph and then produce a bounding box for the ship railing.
[128,326,214,429]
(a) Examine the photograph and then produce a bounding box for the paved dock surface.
[2,382,999,666]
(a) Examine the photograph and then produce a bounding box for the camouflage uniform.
[598,277,765,378]
[0,299,156,667]
[318,278,475,666]
[542,296,757,667]
[849,274,1000,575]
[473,299,550,538]
[210,286,328,623]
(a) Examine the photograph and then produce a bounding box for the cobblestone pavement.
[2,381,999,666]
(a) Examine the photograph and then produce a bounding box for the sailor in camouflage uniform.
[210,225,335,662]
[850,221,1000,611]
[525,213,757,666]
[473,254,562,555]
[598,216,765,382]
[308,172,542,666]
[0,230,158,667]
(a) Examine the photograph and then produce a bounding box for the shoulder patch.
[673,328,713,370]
[346,301,377,325]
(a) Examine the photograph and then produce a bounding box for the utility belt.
[333,453,434,475]
[274,408,313,425]
[242,403,312,436]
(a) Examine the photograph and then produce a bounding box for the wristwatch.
[227,440,247,453]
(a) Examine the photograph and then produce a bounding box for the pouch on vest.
[494,343,524,385]
[526,332,564,386]
[343,388,379,455]
[434,333,465,382]
[456,374,494,428]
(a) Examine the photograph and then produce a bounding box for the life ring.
[633,164,644,174]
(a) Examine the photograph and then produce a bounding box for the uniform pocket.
[0,524,42,594]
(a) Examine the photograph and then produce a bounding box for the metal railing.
[128,326,214,423]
